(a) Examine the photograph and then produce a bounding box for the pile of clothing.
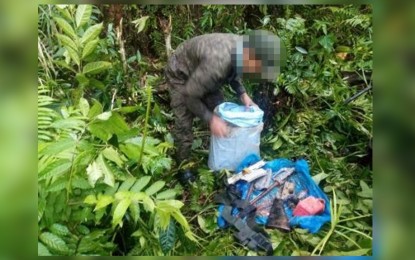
[215,154,331,255]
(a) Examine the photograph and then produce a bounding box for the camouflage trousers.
[165,56,223,163]
[168,84,224,164]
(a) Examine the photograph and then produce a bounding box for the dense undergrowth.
[38,4,372,256]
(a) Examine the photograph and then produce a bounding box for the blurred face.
[242,47,262,74]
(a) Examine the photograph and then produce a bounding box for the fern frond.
[285,84,298,95]
[38,85,57,141]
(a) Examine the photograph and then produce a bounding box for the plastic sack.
[217,154,331,234]
[208,102,264,171]
[208,124,263,171]
[216,102,264,127]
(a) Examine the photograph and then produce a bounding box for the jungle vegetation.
[38,4,372,256]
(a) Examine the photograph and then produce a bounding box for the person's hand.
[240,93,257,108]
[209,114,228,137]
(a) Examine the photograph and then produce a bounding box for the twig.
[116,17,127,73]
[110,88,117,110]
[160,15,173,58]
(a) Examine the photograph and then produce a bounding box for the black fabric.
[215,182,273,255]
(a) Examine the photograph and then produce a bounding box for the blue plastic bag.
[208,102,264,171]
[217,154,331,234]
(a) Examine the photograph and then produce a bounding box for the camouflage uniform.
[165,33,246,163]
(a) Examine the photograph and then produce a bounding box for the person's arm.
[184,88,229,137]
[230,77,256,108]
[230,76,246,97]
[184,62,221,122]
[184,62,229,137]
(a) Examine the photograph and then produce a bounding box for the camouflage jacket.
[165,33,245,122]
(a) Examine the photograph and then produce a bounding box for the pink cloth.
[293,196,325,216]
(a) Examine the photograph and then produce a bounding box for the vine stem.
[138,85,152,166]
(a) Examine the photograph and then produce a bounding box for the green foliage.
[159,219,176,255]
[38,4,372,256]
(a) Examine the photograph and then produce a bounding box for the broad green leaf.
[357,180,372,198]
[336,45,351,53]
[76,225,90,235]
[38,159,71,180]
[79,97,90,117]
[360,180,370,191]
[132,16,149,34]
[83,194,97,204]
[96,112,111,121]
[312,172,329,185]
[124,136,161,147]
[357,189,373,198]
[77,237,97,254]
[50,223,70,236]
[112,198,131,227]
[97,154,115,187]
[108,112,130,132]
[38,242,51,256]
[144,181,165,196]
[72,177,92,189]
[46,178,67,193]
[89,78,105,90]
[89,111,130,141]
[262,16,270,26]
[139,236,146,248]
[83,61,111,75]
[88,123,112,141]
[86,161,102,187]
[171,211,191,233]
[131,230,143,237]
[81,23,103,44]
[55,5,72,21]
[94,194,114,211]
[39,232,70,254]
[54,60,77,73]
[81,38,99,58]
[131,192,146,202]
[129,202,140,223]
[136,49,142,62]
[295,46,308,54]
[38,198,46,221]
[130,176,151,193]
[72,149,95,174]
[75,5,92,28]
[156,189,177,200]
[75,73,89,87]
[56,33,78,52]
[157,200,184,211]
[156,208,171,229]
[102,147,124,167]
[118,177,137,192]
[88,99,103,118]
[327,248,371,256]
[197,215,209,233]
[53,17,77,40]
[65,47,80,66]
[119,143,140,160]
[142,196,155,212]
[159,219,176,255]
[115,191,132,201]
[319,34,335,51]
[272,138,283,150]
[40,138,76,156]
